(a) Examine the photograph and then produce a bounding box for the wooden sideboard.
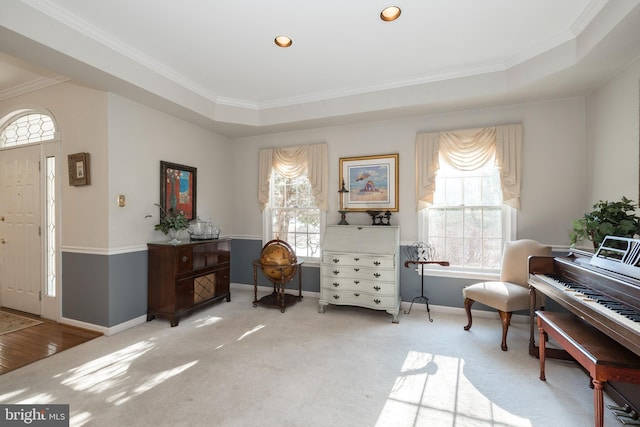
[147,238,231,326]
[319,225,400,323]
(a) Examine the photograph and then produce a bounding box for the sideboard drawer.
[176,247,194,273]
[322,253,395,269]
[322,277,395,295]
[324,292,398,310]
[322,265,395,282]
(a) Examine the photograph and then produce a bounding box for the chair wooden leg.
[499,310,513,351]
[463,298,474,330]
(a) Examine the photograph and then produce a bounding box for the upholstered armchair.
[462,239,552,351]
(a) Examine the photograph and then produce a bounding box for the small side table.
[252,260,303,313]
[404,260,449,322]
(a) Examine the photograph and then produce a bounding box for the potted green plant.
[154,204,189,243]
[569,196,640,249]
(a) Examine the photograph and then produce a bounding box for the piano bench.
[536,311,640,427]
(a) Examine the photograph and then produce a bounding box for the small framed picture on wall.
[68,152,91,186]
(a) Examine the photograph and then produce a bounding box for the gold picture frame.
[339,153,399,212]
[68,152,90,186]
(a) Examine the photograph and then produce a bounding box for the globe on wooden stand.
[260,239,297,283]
[252,239,303,312]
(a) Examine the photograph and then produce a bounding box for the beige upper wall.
[586,56,640,208]
[0,82,234,253]
[0,82,109,250]
[106,94,233,251]
[5,62,637,251]
[231,97,587,247]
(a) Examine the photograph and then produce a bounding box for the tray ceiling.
[1,0,640,137]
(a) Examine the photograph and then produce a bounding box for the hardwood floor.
[0,308,102,375]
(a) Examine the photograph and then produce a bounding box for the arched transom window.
[0,110,56,147]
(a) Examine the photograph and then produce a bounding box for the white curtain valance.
[439,127,496,171]
[415,124,522,210]
[258,143,329,212]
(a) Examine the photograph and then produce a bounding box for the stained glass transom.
[1,113,55,146]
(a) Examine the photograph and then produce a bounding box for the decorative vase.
[168,228,181,244]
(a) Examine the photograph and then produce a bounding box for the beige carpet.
[0,284,622,426]
[0,310,42,335]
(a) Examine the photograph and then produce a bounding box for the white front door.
[0,144,42,314]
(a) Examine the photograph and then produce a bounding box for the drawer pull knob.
[182,256,189,263]
[374,286,381,291]
[374,273,381,278]
[354,293,360,297]
[374,261,381,266]
[353,268,360,272]
[374,299,381,304]
[333,258,340,263]
[353,257,360,261]
[333,282,340,287]
[333,295,340,300]
[354,280,360,284]
[332,270,340,275]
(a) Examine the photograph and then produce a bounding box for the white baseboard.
[60,314,147,336]
[104,315,147,335]
[61,284,527,335]
[59,316,107,335]
[400,301,529,324]
[231,282,529,324]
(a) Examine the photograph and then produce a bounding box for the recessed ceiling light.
[274,35,293,48]
[380,6,401,22]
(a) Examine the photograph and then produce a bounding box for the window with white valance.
[258,143,328,260]
[416,124,522,210]
[416,124,522,271]
[258,143,328,212]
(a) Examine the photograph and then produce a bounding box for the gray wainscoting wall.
[62,250,147,327]
[61,240,564,329]
[230,239,321,292]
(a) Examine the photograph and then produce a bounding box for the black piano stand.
[404,260,449,322]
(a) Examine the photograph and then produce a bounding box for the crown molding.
[0,74,68,102]
[16,0,606,115]
[571,0,609,35]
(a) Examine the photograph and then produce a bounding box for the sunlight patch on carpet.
[0,311,42,335]
[375,351,533,427]
[194,315,223,328]
[59,340,156,392]
[238,324,265,341]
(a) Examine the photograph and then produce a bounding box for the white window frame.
[262,172,325,266]
[417,156,517,280]
[418,206,516,280]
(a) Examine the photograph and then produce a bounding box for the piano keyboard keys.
[534,273,640,333]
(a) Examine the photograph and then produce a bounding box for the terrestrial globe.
[259,239,298,282]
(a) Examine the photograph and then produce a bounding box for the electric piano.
[528,236,640,418]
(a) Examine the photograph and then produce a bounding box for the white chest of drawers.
[319,225,400,323]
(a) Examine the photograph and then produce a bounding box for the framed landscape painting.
[339,153,398,212]
[159,161,197,220]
